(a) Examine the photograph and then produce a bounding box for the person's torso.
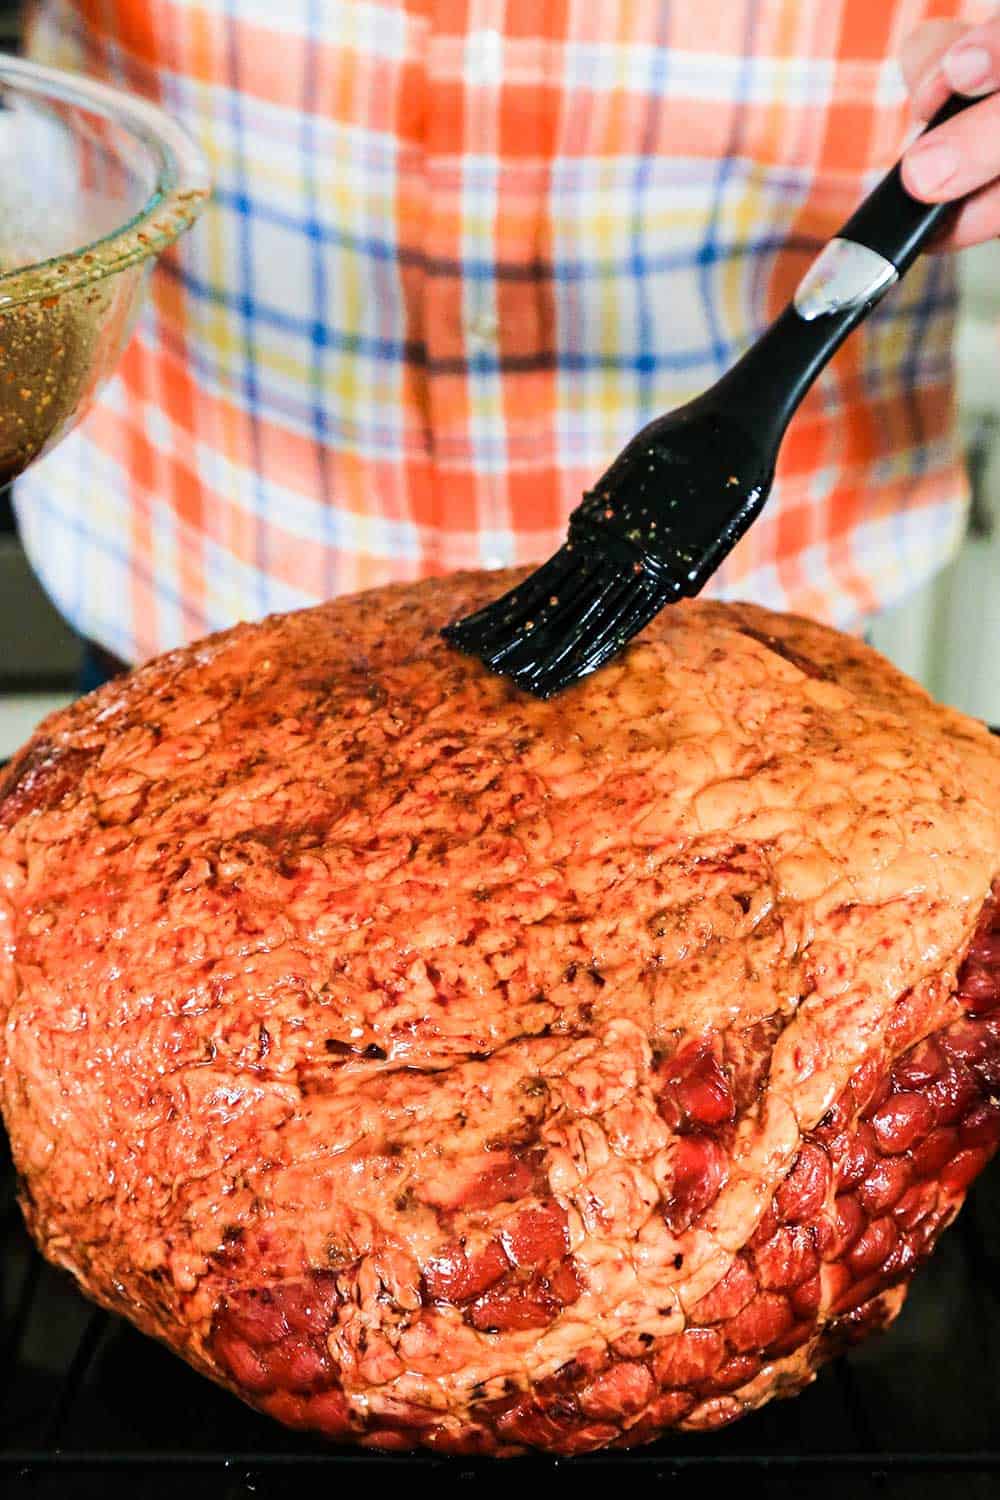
[15,0,981,660]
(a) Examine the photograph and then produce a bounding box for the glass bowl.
[0,54,209,485]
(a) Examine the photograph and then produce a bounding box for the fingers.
[902,12,1000,128]
[898,12,1000,236]
[926,178,1000,251]
[901,89,1000,204]
[900,19,968,120]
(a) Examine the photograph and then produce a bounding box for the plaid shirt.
[14,0,991,664]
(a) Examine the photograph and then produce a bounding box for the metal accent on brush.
[793,238,899,322]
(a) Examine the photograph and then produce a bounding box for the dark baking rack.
[3,736,1000,1499]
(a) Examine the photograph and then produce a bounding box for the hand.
[900,14,1000,248]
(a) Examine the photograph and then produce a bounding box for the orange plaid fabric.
[14,0,993,663]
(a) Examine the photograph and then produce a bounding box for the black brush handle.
[706,92,983,453]
[839,92,978,272]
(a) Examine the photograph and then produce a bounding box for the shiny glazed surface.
[1,570,999,1456]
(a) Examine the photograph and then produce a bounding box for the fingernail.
[906,141,960,195]
[943,43,995,93]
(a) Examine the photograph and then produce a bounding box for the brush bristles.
[441,400,774,696]
[443,544,684,699]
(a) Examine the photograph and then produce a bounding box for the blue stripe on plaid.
[209,183,830,279]
[164,262,735,371]
[698,0,762,375]
[301,0,338,598]
[223,0,271,617]
[168,253,960,384]
[165,262,425,361]
[629,3,672,415]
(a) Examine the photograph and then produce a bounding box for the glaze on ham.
[2,570,999,1456]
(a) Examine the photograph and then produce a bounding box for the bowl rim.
[0,54,210,311]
